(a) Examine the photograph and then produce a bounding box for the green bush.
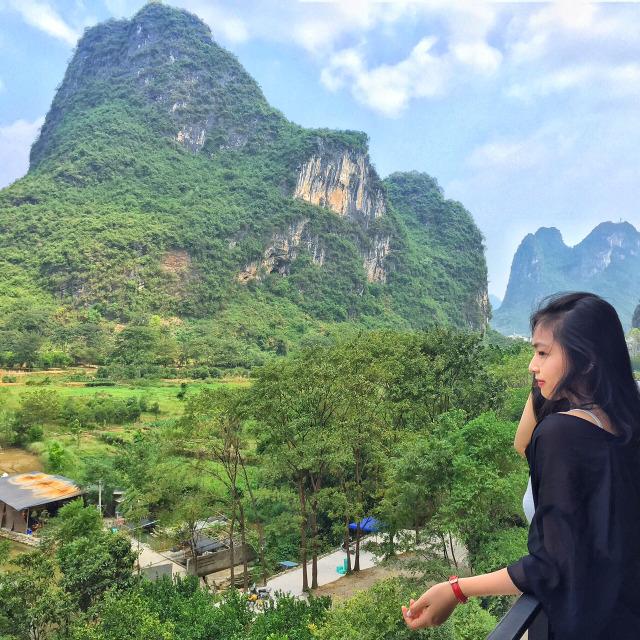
[26,425,44,443]
[316,578,455,640]
[450,599,497,640]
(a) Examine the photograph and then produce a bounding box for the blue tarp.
[348,517,380,533]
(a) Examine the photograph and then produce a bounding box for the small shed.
[0,472,82,533]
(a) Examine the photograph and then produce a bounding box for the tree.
[57,531,138,611]
[12,389,61,445]
[380,413,459,565]
[251,345,345,591]
[42,499,102,548]
[0,550,73,640]
[316,578,455,640]
[69,588,175,640]
[45,440,68,474]
[386,329,505,429]
[330,334,396,571]
[175,387,253,589]
[110,325,162,365]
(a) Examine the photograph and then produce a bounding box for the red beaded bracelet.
[448,575,468,604]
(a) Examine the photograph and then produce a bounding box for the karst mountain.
[0,3,490,363]
[493,222,640,335]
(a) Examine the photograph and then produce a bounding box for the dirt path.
[0,448,43,474]
[311,562,413,602]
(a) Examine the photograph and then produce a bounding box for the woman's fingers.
[408,591,431,617]
[402,603,433,629]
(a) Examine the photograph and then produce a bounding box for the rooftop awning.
[348,516,381,533]
[0,472,82,510]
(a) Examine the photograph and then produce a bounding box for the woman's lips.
[537,380,545,386]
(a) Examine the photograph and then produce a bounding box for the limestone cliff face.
[363,236,391,283]
[294,147,386,226]
[477,289,490,329]
[238,219,325,282]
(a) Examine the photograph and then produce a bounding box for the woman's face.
[529,323,567,400]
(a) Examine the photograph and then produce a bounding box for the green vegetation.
[0,3,489,372]
[0,5,535,638]
[0,328,532,639]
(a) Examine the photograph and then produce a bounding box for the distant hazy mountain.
[492,222,640,335]
[489,294,502,312]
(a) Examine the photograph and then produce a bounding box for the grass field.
[0,368,249,416]
[0,368,252,476]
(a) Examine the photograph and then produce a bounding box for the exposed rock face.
[294,146,386,226]
[477,289,490,328]
[493,222,640,334]
[238,219,325,282]
[363,236,391,283]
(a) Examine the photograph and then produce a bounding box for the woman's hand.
[401,581,459,630]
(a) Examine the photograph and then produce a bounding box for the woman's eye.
[538,351,546,356]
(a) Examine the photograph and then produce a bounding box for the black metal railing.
[487,595,549,640]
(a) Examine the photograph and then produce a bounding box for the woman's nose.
[528,356,537,373]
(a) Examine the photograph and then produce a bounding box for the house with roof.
[0,472,82,533]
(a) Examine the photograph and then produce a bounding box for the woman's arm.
[402,569,521,629]
[513,392,536,458]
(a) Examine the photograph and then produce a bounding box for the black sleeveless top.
[507,413,640,639]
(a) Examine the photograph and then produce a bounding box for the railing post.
[527,607,549,640]
[486,595,546,640]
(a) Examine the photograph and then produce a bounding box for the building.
[0,472,82,533]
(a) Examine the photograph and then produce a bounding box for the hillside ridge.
[493,221,640,335]
[0,3,489,370]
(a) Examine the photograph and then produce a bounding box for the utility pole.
[97,479,102,515]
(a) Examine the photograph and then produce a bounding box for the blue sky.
[1,1,639,298]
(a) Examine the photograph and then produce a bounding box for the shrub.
[316,578,455,640]
[25,376,52,386]
[1,375,17,383]
[450,599,497,640]
[26,425,44,443]
[85,380,116,387]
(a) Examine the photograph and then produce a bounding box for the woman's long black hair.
[530,292,640,445]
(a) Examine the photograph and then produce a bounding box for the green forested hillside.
[0,3,489,369]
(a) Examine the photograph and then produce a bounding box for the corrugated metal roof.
[0,472,82,510]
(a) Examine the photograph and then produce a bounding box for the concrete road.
[267,539,379,597]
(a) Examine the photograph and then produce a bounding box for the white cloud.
[452,41,502,74]
[467,122,579,173]
[503,2,640,103]
[321,37,449,117]
[173,1,249,44]
[0,77,4,93]
[9,0,79,46]
[313,3,504,116]
[0,116,45,189]
[507,63,640,101]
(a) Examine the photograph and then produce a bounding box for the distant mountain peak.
[30,1,276,167]
[493,221,640,335]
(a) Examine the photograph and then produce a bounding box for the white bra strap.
[570,408,604,429]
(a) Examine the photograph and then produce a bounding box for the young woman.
[516,387,568,524]
[402,292,640,639]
